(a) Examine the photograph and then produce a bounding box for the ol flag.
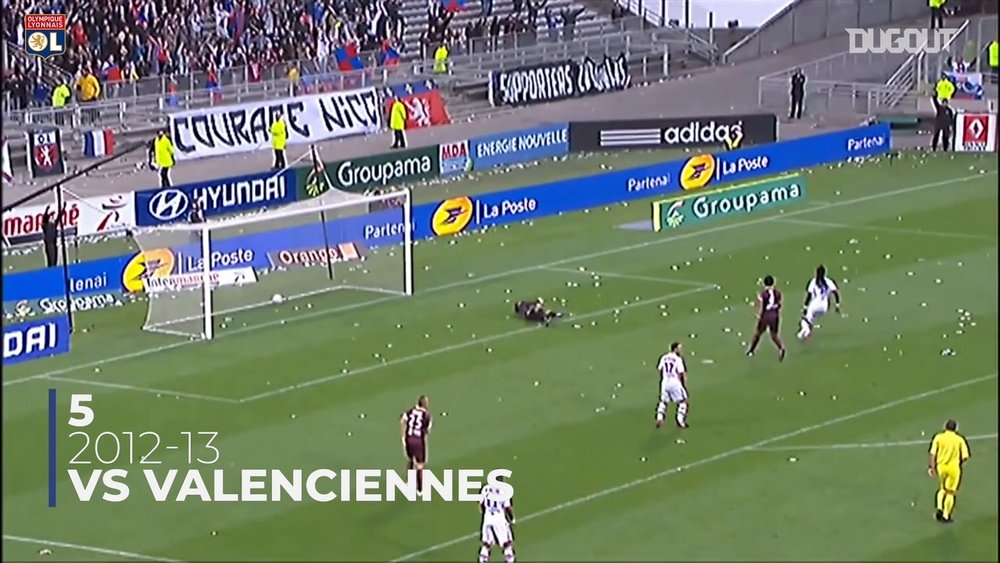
[83,129,116,157]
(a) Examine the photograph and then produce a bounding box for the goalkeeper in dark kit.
[514,298,563,326]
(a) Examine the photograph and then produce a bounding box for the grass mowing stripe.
[749,433,999,452]
[237,283,717,402]
[2,534,182,562]
[5,171,993,388]
[542,266,715,286]
[773,218,998,241]
[389,373,998,562]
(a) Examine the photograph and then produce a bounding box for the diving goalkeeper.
[514,298,563,326]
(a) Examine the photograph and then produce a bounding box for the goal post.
[131,186,414,340]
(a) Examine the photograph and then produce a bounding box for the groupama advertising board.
[2,124,891,306]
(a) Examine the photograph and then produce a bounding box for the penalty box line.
[1,534,181,562]
[542,266,721,288]
[749,432,999,453]
[42,376,240,404]
[5,172,992,389]
[389,373,998,562]
[236,283,717,403]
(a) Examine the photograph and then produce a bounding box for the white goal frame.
[137,188,414,340]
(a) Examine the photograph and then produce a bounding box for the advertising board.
[953,113,997,152]
[2,192,135,245]
[568,114,778,152]
[652,175,807,232]
[3,314,71,366]
[469,124,569,170]
[1,124,892,307]
[169,87,383,161]
[134,168,297,226]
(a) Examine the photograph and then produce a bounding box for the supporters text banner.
[488,54,631,107]
[170,88,383,161]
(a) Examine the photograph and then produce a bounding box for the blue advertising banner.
[3,256,131,302]
[134,168,297,226]
[470,124,569,170]
[3,315,72,366]
[2,124,891,305]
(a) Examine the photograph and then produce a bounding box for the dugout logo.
[431,197,474,236]
[122,249,176,293]
[679,155,717,191]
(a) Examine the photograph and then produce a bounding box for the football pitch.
[2,150,998,561]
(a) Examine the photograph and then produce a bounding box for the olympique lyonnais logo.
[24,14,67,58]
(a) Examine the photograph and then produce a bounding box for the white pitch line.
[44,376,240,404]
[542,266,716,287]
[749,432,999,452]
[773,217,997,241]
[2,534,181,562]
[238,284,716,403]
[389,373,998,562]
[5,172,992,388]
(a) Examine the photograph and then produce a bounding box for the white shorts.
[481,521,513,546]
[660,381,688,403]
[804,300,828,322]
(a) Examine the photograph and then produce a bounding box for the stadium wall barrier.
[1,124,890,306]
[2,314,72,366]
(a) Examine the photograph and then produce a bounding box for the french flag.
[83,129,116,158]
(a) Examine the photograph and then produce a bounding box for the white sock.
[656,401,667,422]
[480,545,490,562]
[503,545,515,563]
[799,319,810,337]
[676,403,688,425]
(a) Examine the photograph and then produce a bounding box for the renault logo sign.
[148,189,189,221]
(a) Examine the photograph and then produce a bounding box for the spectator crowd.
[2,0,409,109]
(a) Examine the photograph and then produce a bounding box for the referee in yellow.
[928,419,970,523]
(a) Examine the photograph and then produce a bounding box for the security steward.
[929,0,945,30]
[789,67,806,120]
[270,115,288,170]
[935,75,956,103]
[989,40,998,84]
[51,80,71,125]
[433,44,449,74]
[154,129,175,187]
[390,97,407,149]
[931,96,954,152]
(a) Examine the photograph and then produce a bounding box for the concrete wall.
[724,0,929,63]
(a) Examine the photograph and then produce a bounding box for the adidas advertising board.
[953,113,997,152]
[169,87,382,161]
[569,114,778,152]
[488,54,631,107]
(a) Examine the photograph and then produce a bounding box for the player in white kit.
[798,265,841,340]
[479,477,515,563]
[655,342,689,429]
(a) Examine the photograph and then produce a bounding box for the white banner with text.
[169,88,384,162]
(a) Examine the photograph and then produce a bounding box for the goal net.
[131,157,413,339]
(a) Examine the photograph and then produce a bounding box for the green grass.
[2,151,998,562]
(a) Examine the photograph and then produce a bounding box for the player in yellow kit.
[928,419,971,523]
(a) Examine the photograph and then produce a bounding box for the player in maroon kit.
[746,275,787,361]
[400,395,432,492]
